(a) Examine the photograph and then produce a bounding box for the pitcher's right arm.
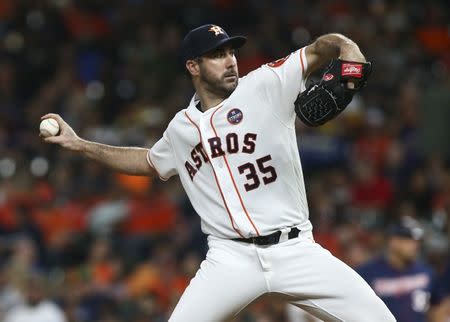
[41,113,156,177]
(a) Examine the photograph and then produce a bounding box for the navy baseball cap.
[387,216,424,240]
[181,24,246,63]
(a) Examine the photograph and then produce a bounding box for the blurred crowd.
[0,0,449,321]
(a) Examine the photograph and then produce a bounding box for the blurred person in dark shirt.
[357,216,435,322]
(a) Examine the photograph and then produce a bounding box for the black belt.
[233,227,301,245]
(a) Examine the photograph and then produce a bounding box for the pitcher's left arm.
[304,33,366,75]
[295,33,372,127]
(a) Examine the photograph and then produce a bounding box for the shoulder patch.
[267,54,291,68]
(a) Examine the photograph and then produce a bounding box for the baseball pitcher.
[41,24,395,322]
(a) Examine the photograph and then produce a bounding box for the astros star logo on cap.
[209,25,224,36]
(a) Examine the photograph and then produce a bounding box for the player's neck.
[195,87,227,112]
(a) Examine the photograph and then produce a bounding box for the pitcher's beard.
[200,70,238,98]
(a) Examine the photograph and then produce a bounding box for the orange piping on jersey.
[210,106,261,237]
[184,111,244,238]
[146,150,169,181]
[299,47,305,75]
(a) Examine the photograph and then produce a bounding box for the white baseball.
[39,118,60,137]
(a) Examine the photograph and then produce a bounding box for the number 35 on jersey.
[185,132,277,192]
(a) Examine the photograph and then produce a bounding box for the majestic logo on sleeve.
[342,63,363,78]
[323,73,334,81]
[267,54,291,68]
[209,25,225,36]
[227,108,243,124]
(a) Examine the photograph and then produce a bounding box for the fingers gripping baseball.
[40,113,81,151]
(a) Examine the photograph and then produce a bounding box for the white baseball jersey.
[147,47,312,239]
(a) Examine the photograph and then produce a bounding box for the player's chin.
[223,76,238,90]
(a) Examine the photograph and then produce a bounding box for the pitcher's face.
[196,45,239,97]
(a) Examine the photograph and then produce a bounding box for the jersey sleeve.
[258,46,308,126]
[147,130,178,180]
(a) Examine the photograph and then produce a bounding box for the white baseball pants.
[169,232,396,322]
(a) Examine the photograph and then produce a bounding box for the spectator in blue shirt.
[357,216,434,322]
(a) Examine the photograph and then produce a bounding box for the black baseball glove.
[294,59,372,127]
